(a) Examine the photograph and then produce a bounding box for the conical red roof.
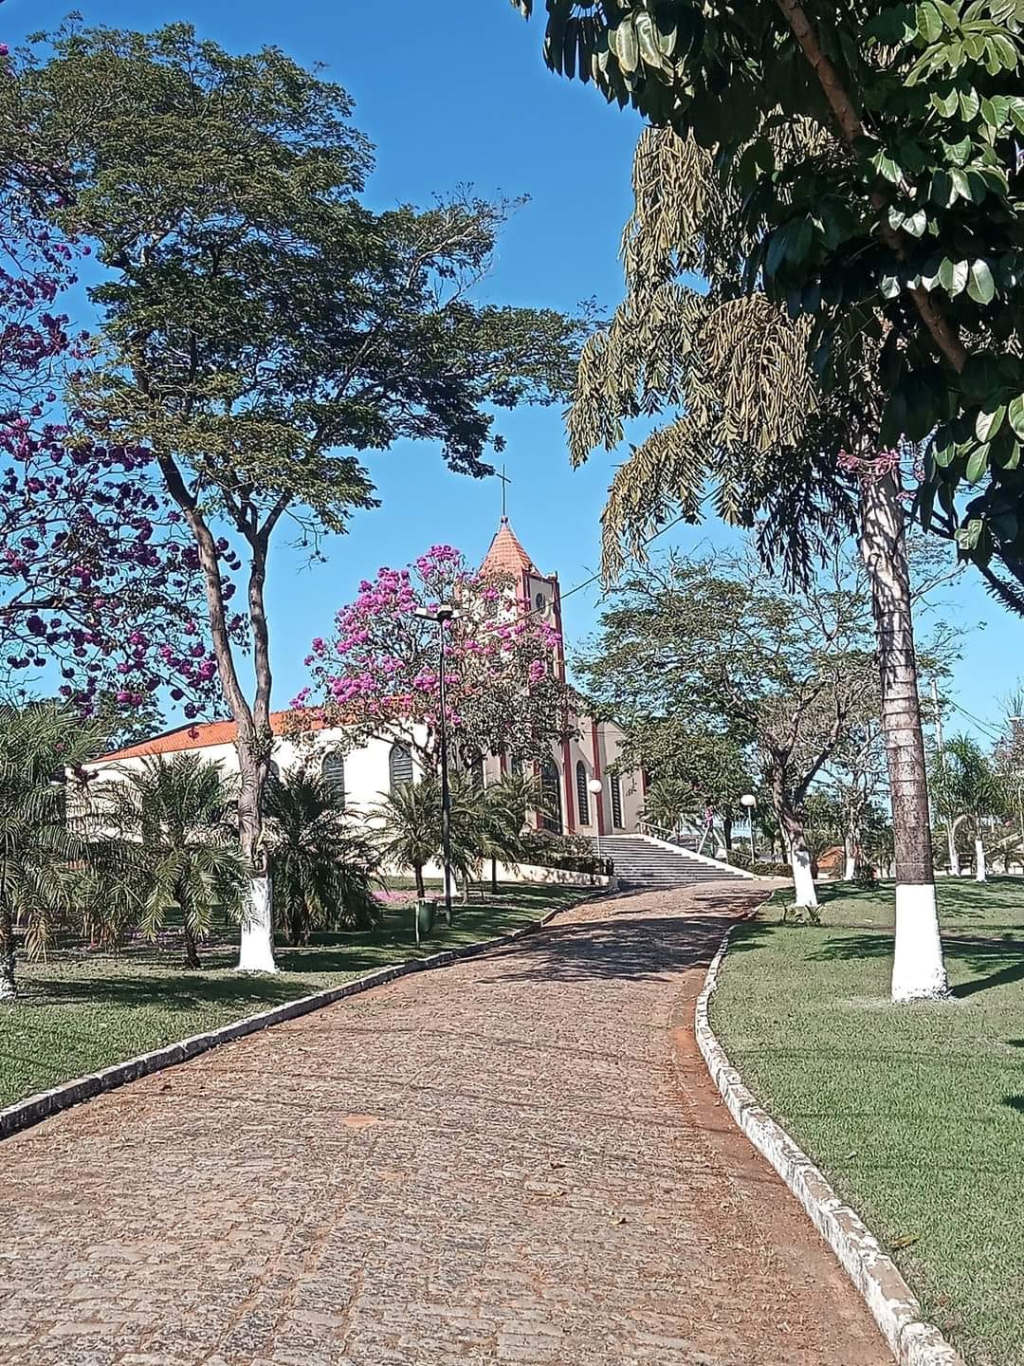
[480,518,539,577]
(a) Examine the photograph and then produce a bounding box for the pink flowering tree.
[295,546,574,772]
[0,86,225,731]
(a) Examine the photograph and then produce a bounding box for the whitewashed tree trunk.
[891,882,949,1003]
[844,834,856,882]
[859,470,948,1002]
[947,827,960,876]
[238,874,278,973]
[790,844,818,908]
[974,836,987,883]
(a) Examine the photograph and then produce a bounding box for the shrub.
[519,828,613,876]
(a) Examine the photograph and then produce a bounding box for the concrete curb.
[695,924,965,1366]
[1,900,575,1144]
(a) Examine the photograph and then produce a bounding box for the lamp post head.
[587,778,603,795]
[414,603,458,624]
[740,793,757,809]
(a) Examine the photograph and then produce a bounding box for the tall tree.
[14,25,589,973]
[511,1,1024,584]
[562,121,952,999]
[579,553,875,906]
[0,73,211,720]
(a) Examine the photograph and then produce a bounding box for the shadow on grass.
[1003,1095,1024,1115]
[800,930,1024,1000]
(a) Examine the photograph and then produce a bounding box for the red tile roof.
[480,518,539,577]
[98,710,323,762]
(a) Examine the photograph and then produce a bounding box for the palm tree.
[101,753,245,968]
[475,771,547,894]
[372,778,441,900]
[936,736,1007,883]
[0,702,111,1000]
[568,127,950,1001]
[264,766,380,944]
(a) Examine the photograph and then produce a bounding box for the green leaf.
[1009,96,1024,133]
[965,444,990,483]
[942,134,972,166]
[976,403,1006,442]
[932,86,960,117]
[959,88,981,121]
[990,35,1019,70]
[903,208,928,237]
[1007,393,1024,440]
[967,259,996,304]
[917,1,944,40]
[611,18,639,74]
[933,428,958,467]
[881,273,902,300]
[951,168,972,200]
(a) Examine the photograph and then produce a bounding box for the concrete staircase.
[594,834,753,890]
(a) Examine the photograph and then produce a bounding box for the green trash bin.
[415,898,437,944]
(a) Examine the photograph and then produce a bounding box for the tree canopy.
[512,0,1024,582]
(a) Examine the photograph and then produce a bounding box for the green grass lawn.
[713,877,1024,1366]
[0,883,589,1112]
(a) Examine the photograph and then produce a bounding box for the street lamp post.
[740,793,758,861]
[588,777,604,865]
[415,603,459,925]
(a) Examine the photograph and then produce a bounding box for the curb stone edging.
[696,923,965,1366]
[0,899,579,1143]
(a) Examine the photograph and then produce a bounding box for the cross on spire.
[496,464,512,523]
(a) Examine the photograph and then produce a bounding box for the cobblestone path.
[1,884,889,1365]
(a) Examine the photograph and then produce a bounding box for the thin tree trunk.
[859,470,948,1001]
[414,864,425,900]
[844,833,856,882]
[491,855,499,895]
[183,919,201,970]
[948,825,960,876]
[975,832,987,883]
[0,903,17,1000]
[157,452,281,975]
[723,813,733,851]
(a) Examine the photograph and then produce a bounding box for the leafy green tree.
[476,770,547,893]
[512,2,1024,573]
[621,724,755,848]
[579,552,875,906]
[934,733,1007,881]
[264,767,380,945]
[12,23,589,974]
[565,119,953,996]
[100,753,245,968]
[0,702,110,998]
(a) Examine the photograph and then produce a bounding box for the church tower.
[479,517,565,680]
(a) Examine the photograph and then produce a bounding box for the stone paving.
[0,884,889,1366]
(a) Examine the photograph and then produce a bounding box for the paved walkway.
[1,885,888,1366]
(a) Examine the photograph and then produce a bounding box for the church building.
[91,521,647,840]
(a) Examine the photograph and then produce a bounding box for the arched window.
[389,742,414,790]
[322,751,345,805]
[541,758,562,834]
[610,771,623,829]
[576,761,590,826]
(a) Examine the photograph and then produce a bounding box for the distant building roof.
[98,710,324,763]
[480,517,541,578]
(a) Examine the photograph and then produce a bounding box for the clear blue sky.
[3,0,1015,742]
